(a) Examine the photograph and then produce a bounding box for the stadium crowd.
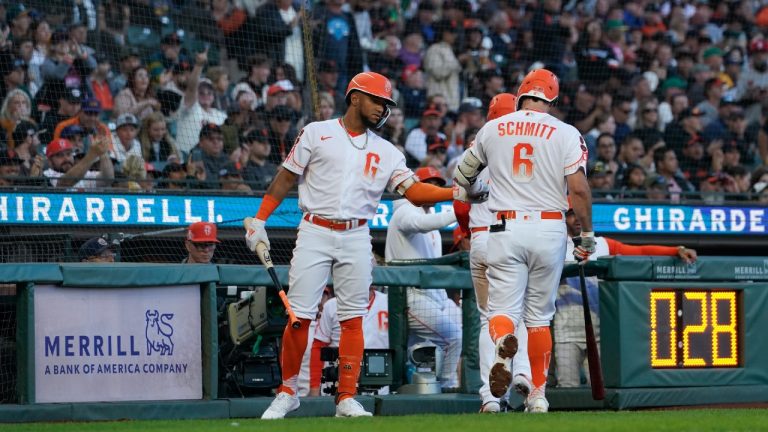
[0,0,766,203]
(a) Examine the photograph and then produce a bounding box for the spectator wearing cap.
[263,79,296,114]
[695,78,724,128]
[160,60,192,106]
[219,160,251,192]
[113,66,161,121]
[147,32,186,83]
[645,174,669,202]
[312,0,363,93]
[43,135,114,189]
[7,3,32,42]
[422,134,448,173]
[404,1,438,45]
[653,147,695,203]
[423,20,462,111]
[40,27,96,85]
[722,48,744,95]
[188,123,229,188]
[38,85,82,144]
[175,49,227,156]
[235,55,271,111]
[399,65,427,121]
[588,161,616,200]
[261,104,295,165]
[78,237,116,263]
[0,89,33,149]
[720,108,757,166]
[111,113,144,167]
[138,112,180,169]
[87,54,115,116]
[0,150,24,187]
[11,120,43,177]
[109,47,142,97]
[664,107,704,157]
[679,136,713,188]
[159,162,188,190]
[734,39,768,107]
[183,222,220,264]
[242,128,278,190]
[0,53,29,101]
[699,172,733,206]
[316,60,344,115]
[53,97,114,154]
[252,0,304,66]
[404,103,445,166]
[60,125,87,153]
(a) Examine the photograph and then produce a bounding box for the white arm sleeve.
[396,203,456,234]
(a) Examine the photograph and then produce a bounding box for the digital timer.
[650,290,740,368]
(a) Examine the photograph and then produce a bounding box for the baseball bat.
[574,242,605,400]
[244,217,300,329]
[121,218,245,240]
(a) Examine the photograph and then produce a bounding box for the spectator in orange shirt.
[53,97,113,153]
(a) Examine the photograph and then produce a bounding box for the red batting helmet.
[346,72,397,106]
[414,166,446,186]
[516,69,559,110]
[487,93,517,121]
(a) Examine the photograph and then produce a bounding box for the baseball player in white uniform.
[453,69,595,413]
[245,71,468,419]
[455,93,533,413]
[309,286,389,395]
[385,166,461,389]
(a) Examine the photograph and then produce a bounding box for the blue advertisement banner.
[0,192,765,235]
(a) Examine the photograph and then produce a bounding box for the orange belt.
[303,214,368,231]
[470,227,489,233]
[496,210,563,221]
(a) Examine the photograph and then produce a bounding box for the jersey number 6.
[513,143,534,181]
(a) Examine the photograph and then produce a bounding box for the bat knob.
[291,321,301,329]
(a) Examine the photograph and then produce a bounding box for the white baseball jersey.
[471,110,587,211]
[384,199,456,262]
[283,118,413,220]
[314,291,389,349]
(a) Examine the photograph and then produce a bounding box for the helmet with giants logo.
[487,93,517,121]
[516,69,559,110]
[346,72,397,107]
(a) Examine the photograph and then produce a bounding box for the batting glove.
[245,217,270,251]
[453,181,489,203]
[573,232,596,263]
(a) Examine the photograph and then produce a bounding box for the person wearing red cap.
[734,39,768,105]
[183,222,220,264]
[43,136,114,189]
[247,71,464,420]
[385,165,461,391]
[404,103,446,165]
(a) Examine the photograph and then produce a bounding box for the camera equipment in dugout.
[320,347,394,395]
[219,287,281,395]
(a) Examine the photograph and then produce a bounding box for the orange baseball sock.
[488,315,515,343]
[336,317,364,403]
[527,326,553,388]
[277,318,312,396]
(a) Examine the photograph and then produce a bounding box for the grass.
[2,409,767,432]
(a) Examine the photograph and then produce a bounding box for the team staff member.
[183,222,220,264]
[555,207,697,387]
[455,93,533,413]
[385,166,460,390]
[454,69,593,413]
[246,72,476,419]
[309,286,389,396]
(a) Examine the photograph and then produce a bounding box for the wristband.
[580,231,595,237]
[255,194,280,221]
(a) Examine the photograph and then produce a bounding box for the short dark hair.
[653,146,672,165]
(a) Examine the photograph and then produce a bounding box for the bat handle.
[279,290,301,329]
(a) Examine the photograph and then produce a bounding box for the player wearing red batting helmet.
[515,69,560,110]
[487,93,517,121]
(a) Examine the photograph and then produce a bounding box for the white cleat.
[335,398,373,417]
[261,392,300,419]
[489,334,518,398]
[525,386,549,413]
[479,400,501,413]
[513,374,532,398]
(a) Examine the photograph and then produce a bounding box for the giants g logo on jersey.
[363,152,380,180]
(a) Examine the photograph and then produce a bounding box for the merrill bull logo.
[145,309,174,355]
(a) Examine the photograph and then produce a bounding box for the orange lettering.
[515,121,524,136]
[378,311,389,330]
[364,152,380,179]
[524,122,536,136]
[546,126,557,139]
[497,122,506,136]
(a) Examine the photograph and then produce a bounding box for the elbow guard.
[454,151,484,189]
[395,175,417,196]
